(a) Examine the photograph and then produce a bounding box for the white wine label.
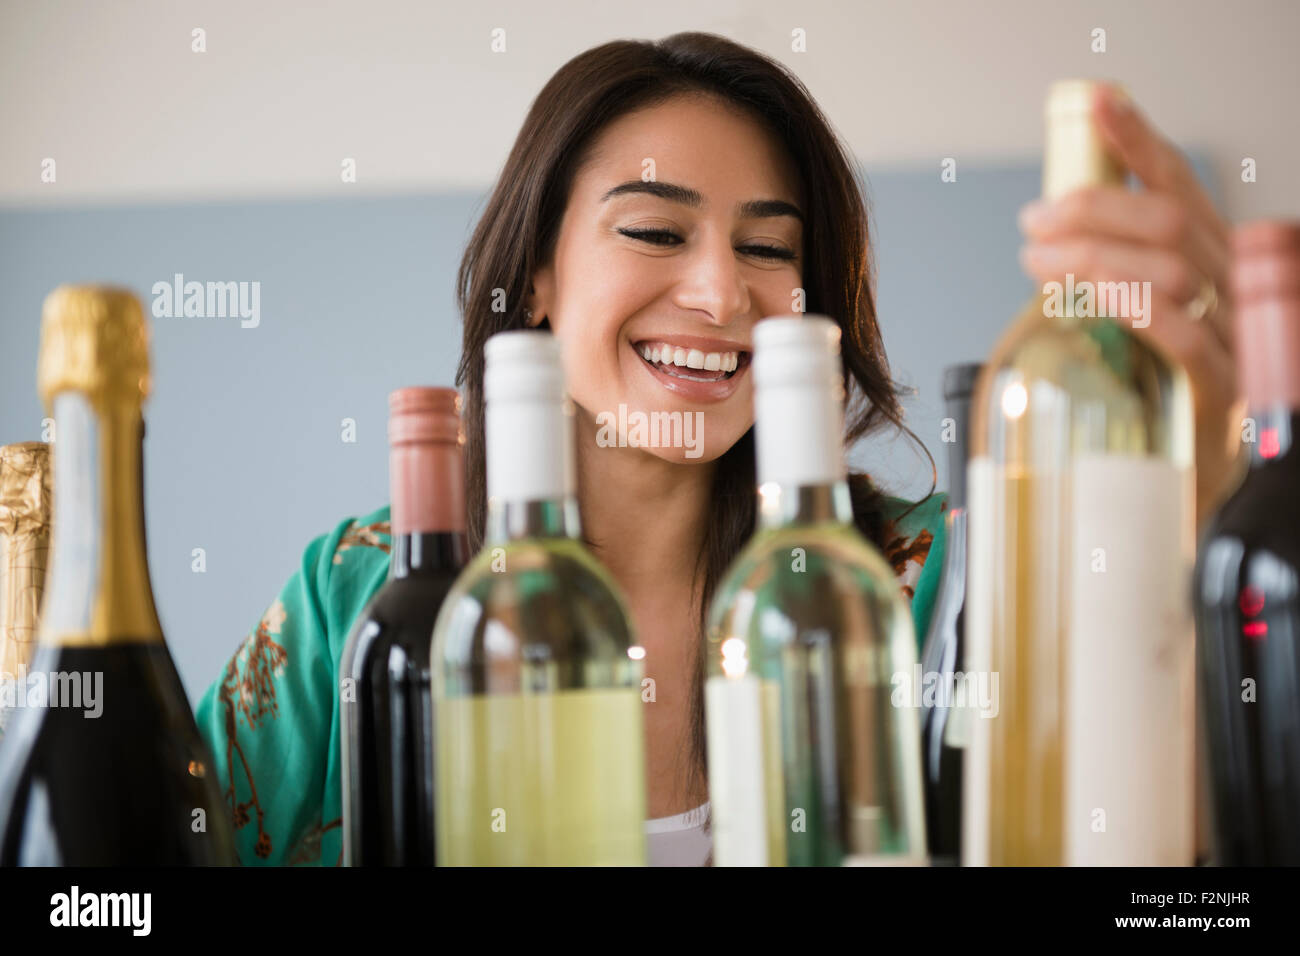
[960,456,995,867]
[1063,455,1195,865]
[705,674,769,866]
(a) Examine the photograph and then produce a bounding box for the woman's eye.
[619,228,681,247]
[620,228,795,261]
[738,244,797,262]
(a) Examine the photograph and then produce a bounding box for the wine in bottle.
[918,362,981,865]
[705,316,926,867]
[431,331,646,865]
[0,442,52,741]
[340,387,469,866]
[0,286,236,865]
[963,81,1197,866]
[1195,221,1300,865]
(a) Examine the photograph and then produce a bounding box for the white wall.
[2,0,1297,219]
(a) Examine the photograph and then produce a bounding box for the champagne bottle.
[0,286,236,865]
[963,81,1197,866]
[1195,221,1300,865]
[340,387,469,866]
[0,442,52,740]
[919,362,981,865]
[430,331,646,865]
[705,316,926,867]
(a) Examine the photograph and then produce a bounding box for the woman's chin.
[587,403,744,465]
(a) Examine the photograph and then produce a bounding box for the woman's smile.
[629,333,752,402]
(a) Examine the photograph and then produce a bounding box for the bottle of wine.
[919,362,981,865]
[1195,221,1300,865]
[340,387,469,866]
[0,442,52,741]
[963,81,1197,866]
[430,331,646,865]
[705,316,926,867]
[0,286,236,865]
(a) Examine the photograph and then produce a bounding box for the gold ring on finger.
[1187,277,1218,321]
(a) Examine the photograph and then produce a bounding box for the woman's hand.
[1017,83,1245,526]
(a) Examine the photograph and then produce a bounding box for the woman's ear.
[527,264,555,329]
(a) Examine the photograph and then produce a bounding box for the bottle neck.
[758,481,853,530]
[0,528,48,677]
[1245,405,1299,467]
[485,497,582,544]
[944,393,973,511]
[389,531,470,578]
[41,393,161,647]
[754,371,847,519]
[1036,91,1127,322]
[388,439,466,577]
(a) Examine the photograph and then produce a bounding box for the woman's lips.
[631,340,750,402]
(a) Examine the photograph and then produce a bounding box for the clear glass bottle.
[705,316,926,866]
[963,81,1197,866]
[430,331,646,865]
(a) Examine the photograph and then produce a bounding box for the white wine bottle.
[963,81,1197,866]
[705,316,926,867]
[430,331,646,865]
[0,287,235,865]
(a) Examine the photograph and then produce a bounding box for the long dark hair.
[455,31,935,810]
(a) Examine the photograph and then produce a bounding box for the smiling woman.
[194,31,946,867]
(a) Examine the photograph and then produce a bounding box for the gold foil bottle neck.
[1042,79,1127,201]
[37,286,151,411]
[0,442,52,538]
[0,442,52,681]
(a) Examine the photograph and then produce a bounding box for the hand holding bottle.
[1017,83,1240,524]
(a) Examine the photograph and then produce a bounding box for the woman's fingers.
[1019,186,1230,294]
[1020,238,1236,357]
[1091,85,1225,232]
[1022,236,1203,310]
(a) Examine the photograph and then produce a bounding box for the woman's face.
[531,92,805,464]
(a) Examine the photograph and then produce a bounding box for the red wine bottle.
[340,387,468,866]
[0,286,236,865]
[918,362,980,865]
[1195,221,1300,865]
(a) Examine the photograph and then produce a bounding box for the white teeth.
[636,341,743,376]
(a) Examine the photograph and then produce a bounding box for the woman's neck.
[572,410,718,591]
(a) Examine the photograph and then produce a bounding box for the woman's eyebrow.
[601,180,804,224]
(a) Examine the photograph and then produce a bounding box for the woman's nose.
[672,233,751,327]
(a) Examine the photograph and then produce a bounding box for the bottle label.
[963,454,1195,865]
[704,674,771,866]
[1062,455,1195,865]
